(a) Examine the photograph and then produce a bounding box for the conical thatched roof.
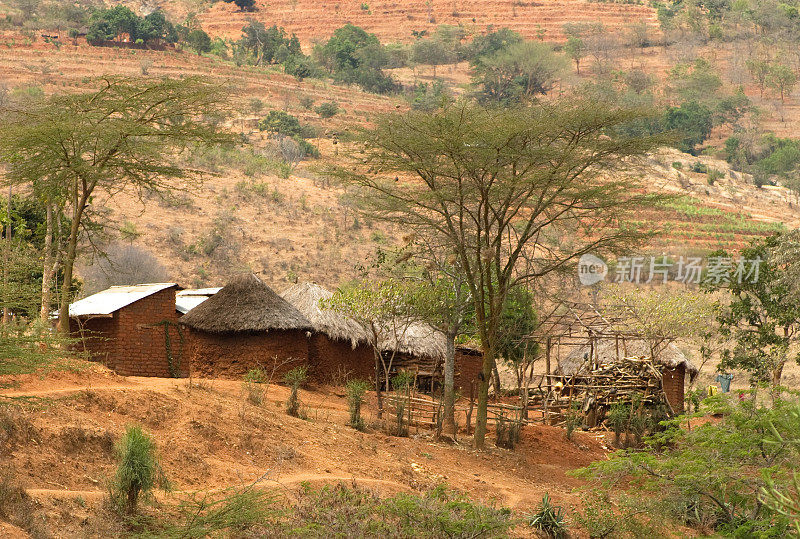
[280,282,370,348]
[560,339,699,378]
[179,274,312,334]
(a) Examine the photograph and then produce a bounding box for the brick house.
[179,274,312,378]
[68,283,186,377]
[281,282,375,383]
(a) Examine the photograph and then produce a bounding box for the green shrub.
[284,366,308,417]
[527,493,567,538]
[565,402,582,440]
[286,482,513,537]
[707,168,725,185]
[606,402,629,447]
[243,368,267,405]
[110,425,169,514]
[574,396,800,535]
[345,379,370,430]
[299,95,315,110]
[314,101,340,118]
[671,161,683,170]
[391,371,414,437]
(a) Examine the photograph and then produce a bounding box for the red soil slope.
[199,0,659,44]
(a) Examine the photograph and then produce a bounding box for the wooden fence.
[382,387,528,435]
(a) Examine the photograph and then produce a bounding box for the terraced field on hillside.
[199,0,659,44]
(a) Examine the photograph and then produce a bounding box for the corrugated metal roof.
[175,288,221,314]
[69,283,177,317]
[177,288,222,297]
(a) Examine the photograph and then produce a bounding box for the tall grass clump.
[345,379,370,430]
[284,366,307,417]
[243,367,267,405]
[109,425,169,514]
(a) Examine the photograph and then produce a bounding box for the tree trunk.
[441,330,457,439]
[492,357,502,397]
[39,202,58,323]
[474,349,493,449]
[2,185,11,325]
[374,348,383,419]
[56,187,87,335]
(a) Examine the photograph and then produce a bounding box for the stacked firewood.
[565,356,665,406]
[539,356,670,426]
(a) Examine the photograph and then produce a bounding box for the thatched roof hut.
[280,282,369,348]
[378,322,482,392]
[180,274,312,378]
[379,322,447,361]
[559,339,699,378]
[180,274,311,334]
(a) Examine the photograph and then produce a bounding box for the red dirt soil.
[0,367,610,536]
[199,0,659,45]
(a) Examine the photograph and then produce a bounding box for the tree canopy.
[0,77,234,333]
[330,99,666,447]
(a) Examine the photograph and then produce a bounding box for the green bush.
[390,372,414,437]
[284,366,308,417]
[574,395,800,535]
[345,379,370,430]
[606,403,629,448]
[110,425,169,514]
[527,493,567,538]
[286,482,513,537]
[314,101,340,118]
[707,168,725,185]
[299,95,315,110]
[565,402,582,440]
[243,368,267,405]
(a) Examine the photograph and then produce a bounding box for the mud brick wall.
[71,287,184,378]
[307,333,374,383]
[662,364,686,414]
[186,328,309,379]
[454,349,483,393]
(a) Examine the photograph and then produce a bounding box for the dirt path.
[25,472,413,500]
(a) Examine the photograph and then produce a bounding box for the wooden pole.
[545,336,552,394]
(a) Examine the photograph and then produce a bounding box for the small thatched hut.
[560,340,699,413]
[379,322,483,393]
[281,282,374,382]
[179,274,312,378]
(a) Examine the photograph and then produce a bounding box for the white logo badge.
[578,254,607,285]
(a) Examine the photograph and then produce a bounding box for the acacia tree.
[472,41,568,103]
[330,100,665,448]
[325,279,419,418]
[0,77,233,334]
[386,241,474,439]
[602,286,716,363]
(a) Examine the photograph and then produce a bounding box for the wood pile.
[541,356,671,425]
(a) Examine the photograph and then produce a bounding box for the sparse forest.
[1,0,800,537]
